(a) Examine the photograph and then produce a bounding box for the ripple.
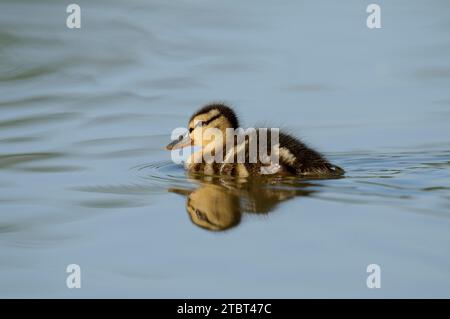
[0,95,57,109]
[423,186,450,192]
[70,161,188,199]
[0,152,65,169]
[0,136,43,144]
[18,165,85,173]
[73,183,164,195]
[0,64,58,82]
[130,150,450,204]
[77,199,147,209]
[132,160,192,189]
[125,150,450,219]
[0,112,80,131]
[0,223,23,234]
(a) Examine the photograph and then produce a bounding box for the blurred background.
[0,0,449,297]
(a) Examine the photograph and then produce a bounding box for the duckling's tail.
[330,164,345,176]
[293,163,345,178]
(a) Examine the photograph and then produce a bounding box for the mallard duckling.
[166,103,344,178]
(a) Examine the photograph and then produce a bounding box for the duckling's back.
[277,132,344,177]
[239,129,344,177]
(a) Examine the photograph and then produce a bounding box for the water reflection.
[170,173,315,231]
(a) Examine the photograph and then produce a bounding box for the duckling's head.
[166,103,239,150]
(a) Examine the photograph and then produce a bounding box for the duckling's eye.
[189,128,194,133]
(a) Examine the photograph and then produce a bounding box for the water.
[1,0,449,297]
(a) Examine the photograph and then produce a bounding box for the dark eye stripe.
[189,113,222,133]
[204,114,222,125]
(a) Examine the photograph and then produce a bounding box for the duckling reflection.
[170,174,315,231]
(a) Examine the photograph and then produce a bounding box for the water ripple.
[123,150,450,218]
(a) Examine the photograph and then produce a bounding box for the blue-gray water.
[1,0,449,298]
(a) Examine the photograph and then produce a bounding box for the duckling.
[166,103,344,178]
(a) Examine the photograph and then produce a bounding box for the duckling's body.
[166,103,344,178]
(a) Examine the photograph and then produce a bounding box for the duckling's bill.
[166,133,192,150]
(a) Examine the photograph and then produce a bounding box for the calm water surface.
[1,0,450,297]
